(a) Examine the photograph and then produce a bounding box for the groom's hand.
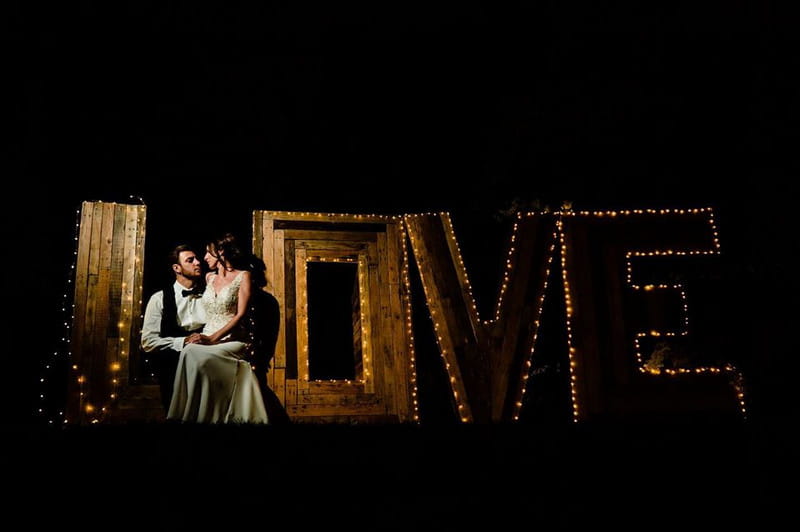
[184,333,203,345]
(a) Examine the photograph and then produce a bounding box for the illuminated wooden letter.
[559,209,744,421]
[253,211,417,423]
[404,213,557,422]
[67,201,146,424]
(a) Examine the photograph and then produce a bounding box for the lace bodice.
[201,271,247,341]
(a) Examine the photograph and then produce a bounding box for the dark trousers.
[154,348,180,412]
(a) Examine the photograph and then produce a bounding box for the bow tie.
[182,287,203,297]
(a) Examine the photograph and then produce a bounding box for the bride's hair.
[208,233,266,285]
[208,233,247,269]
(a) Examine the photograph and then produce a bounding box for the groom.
[141,244,209,412]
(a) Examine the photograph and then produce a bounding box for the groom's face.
[175,251,203,280]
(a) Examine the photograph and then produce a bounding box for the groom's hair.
[168,244,195,274]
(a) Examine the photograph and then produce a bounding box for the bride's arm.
[207,271,252,344]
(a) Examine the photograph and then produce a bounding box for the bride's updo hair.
[208,233,267,285]
[208,233,248,270]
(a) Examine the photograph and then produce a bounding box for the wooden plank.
[272,228,285,368]
[68,202,94,421]
[90,202,115,406]
[260,214,274,290]
[296,393,380,406]
[109,205,126,388]
[71,209,92,355]
[283,229,377,242]
[441,214,481,329]
[272,367,286,407]
[106,204,125,410]
[284,238,297,378]
[357,251,375,394]
[493,215,555,421]
[118,205,139,382]
[293,239,370,255]
[262,211,391,224]
[107,204,126,340]
[306,381,365,394]
[387,222,411,420]
[129,205,147,384]
[295,246,309,390]
[252,210,263,264]
[394,219,414,422]
[287,403,385,417]
[405,215,473,422]
[80,202,104,420]
[376,232,394,415]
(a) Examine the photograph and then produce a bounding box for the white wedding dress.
[167,271,268,424]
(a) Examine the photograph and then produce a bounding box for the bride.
[167,233,268,424]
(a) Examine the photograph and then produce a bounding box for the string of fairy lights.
[406,211,576,422]
[39,196,148,425]
[556,215,581,422]
[37,205,82,424]
[48,204,745,424]
[273,213,420,421]
[564,207,747,418]
[442,211,572,421]
[512,213,559,422]
[405,213,473,422]
[405,207,746,423]
[303,255,369,385]
[399,222,421,422]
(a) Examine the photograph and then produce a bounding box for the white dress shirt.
[141,282,207,353]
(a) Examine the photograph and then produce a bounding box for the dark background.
[3,1,797,527]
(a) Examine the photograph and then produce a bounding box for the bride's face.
[204,246,220,270]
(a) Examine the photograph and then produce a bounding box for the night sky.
[3,2,796,527]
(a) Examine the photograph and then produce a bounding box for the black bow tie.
[182,287,203,297]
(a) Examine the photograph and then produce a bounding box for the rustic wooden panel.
[91,202,115,404]
[129,205,146,384]
[404,214,474,422]
[307,381,365,394]
[67,203,94,420]
[441,214,481,327]
[375,233,392,414]
[67,201,146,424]
[107,205,126,340]
[358,251,376,395]
[118,205,139,380]
[273,228,285,369]
[351,272,363,378]
[81,202,104,416]
[252,210,263,270]
[387,223,412,421]
[283,230,377,242]
[263,211,391,224]
[294,246,309,390]
[287,403,384,417]
[296,393,379,406]
[253,211,414,424]
[491,215,556,421]
[560,211,742,420]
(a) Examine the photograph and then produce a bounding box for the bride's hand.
[198,334,214,345]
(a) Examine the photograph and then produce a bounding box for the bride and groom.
[141,233,282,424]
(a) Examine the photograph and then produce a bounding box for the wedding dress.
[167,271,268,423]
